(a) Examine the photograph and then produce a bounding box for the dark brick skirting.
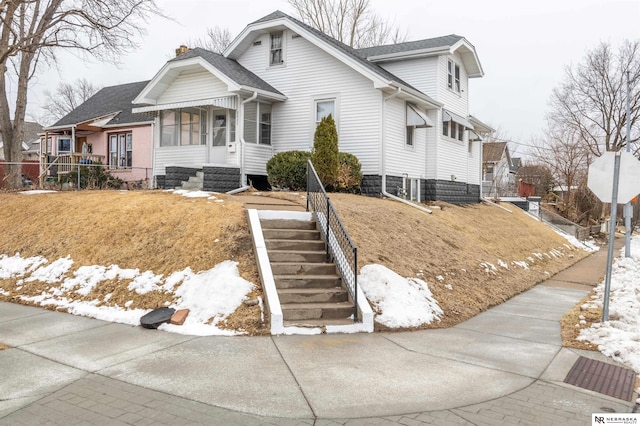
[362,175,479,204]
[203,166,241,192]
[155,175,166,189]
[423,179,480,204]
[165,166,201,189]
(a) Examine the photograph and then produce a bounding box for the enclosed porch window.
[160,108,208,147]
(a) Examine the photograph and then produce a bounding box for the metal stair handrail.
[306,160,359,322]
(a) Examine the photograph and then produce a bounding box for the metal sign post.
[624,70,632,258]
[602,152,621,322]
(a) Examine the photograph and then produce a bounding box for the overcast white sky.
[28,0,640,157]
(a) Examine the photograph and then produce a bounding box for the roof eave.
[237,86,287,101]
[132,57,241,105]
[226,17,391,88]
[366,46,449,62]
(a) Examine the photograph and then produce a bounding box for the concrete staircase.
[178,171,204,190]
[260,218,355,327]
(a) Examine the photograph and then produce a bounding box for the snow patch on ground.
[359,264,442,328]
[18,190,57,195]
[0,253,254,336]
[578,235,640,377]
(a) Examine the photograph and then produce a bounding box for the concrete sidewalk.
[0,240,635,425]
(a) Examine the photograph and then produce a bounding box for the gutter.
[381,87,432,215]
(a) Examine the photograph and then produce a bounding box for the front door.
[209,109,227,164]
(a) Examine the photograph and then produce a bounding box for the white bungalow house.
[132,10,493,203]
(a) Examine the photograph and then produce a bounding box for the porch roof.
[132,96,238,114]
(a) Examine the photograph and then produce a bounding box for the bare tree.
[187,26,233,54]
[0,0,160,189]
[531,126,590,217]
[42,78,100,124]
[288,0,408,48]
[548,40,640,157]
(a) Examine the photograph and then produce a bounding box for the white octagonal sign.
[588,151,640,203]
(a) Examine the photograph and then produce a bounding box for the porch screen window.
[270,32,283,65]
[160,111,177,147]
[229,110,236,142]
[315,100,335,124]
[57,138,71,153]
[448,59,460,93]
[109,133,132,169]
[260,104,272,145]
[180,109,201,146]
[213,113,226,147]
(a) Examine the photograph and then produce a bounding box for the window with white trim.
[448,59,461,93]
[403,176,420,202]
[160,109,207,147]
[260,104,272,145]
[406,126,414,146]
[442,121,465,142]
[270,32,283,65]
[108,132,132,169]
[315,99,335,124]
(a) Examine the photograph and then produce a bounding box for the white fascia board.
[102,121,154,128]
[393,84,443,109]
[469,116,494,134]
[451,38,484,78]
[228,18,391,89]
[366,46,449,62]
[132,57,241,105]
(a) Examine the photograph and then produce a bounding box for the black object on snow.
[140,307,176,329]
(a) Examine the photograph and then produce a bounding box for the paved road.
[0,239,635,425]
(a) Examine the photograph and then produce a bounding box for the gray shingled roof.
[48,81,152,129]
[249,10,425,95]
[357,35,464,58]
[171,48,283,95]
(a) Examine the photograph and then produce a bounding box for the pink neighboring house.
[42,81,154,187]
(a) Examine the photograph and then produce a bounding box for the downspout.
[240,92,258,188]
[382,87,432,214]
[150,118,155,188]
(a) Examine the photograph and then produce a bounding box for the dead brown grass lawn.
[0,190,265,332]
[326,194,589,329]
[0,190,590,334]
[560,293,601,351]
[0,343,10,350]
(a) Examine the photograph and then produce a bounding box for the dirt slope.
[0,190,588,332]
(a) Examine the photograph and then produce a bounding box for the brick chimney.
[175,45,190,57]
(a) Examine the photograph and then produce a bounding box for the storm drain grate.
[564,356,635,401]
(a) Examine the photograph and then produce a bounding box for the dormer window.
[448,59,460,93]
[270,32,283,65]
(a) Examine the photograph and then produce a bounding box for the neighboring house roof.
[228,10,442,108]
[482,141,508,163]
[46,81,152,130]
[169,48,283,96]
[0,121,43,152]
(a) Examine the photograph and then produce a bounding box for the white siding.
[424,109,439,180]
[378,57,439,99]
[237,30,382,175]
[384,97,425,179]
[467,139,481,185]
[157,69,233,104]
[154,146,207,175]
[243,143,275,175]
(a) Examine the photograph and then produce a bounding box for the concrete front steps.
[262,218,355,327]
[177,171,204,190]
[247,209,373,335]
